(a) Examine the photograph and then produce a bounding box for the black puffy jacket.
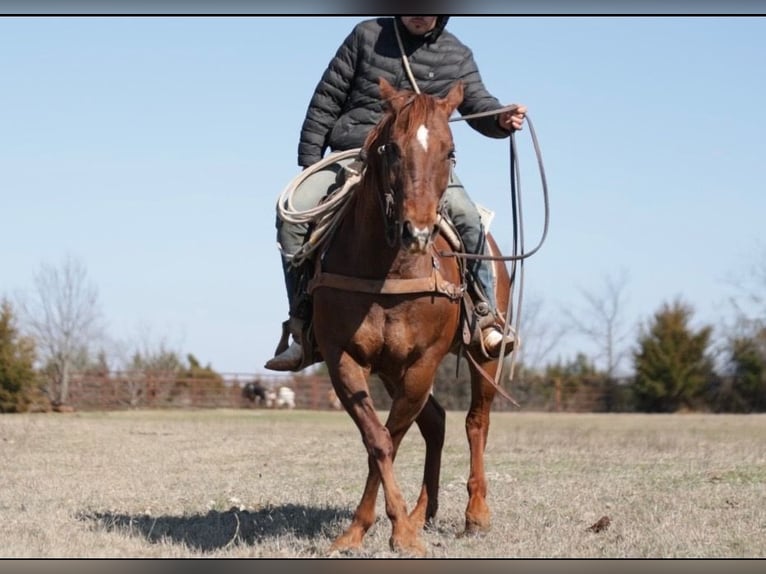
[297,17,510,168]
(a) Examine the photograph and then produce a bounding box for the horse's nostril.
[402,221,414,242]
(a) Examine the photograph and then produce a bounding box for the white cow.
[265,385,296,409]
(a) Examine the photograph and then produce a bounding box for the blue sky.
[1,16,765,375]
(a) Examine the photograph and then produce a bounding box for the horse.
[307,77,513,556]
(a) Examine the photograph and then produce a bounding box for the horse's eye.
[378,143,400,160]
[447,149,456,163]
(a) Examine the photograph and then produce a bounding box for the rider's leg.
[265,160,349,371]
[441,172,515,357]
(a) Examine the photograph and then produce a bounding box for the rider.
[265,16,527,371]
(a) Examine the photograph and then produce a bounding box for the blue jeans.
[441,171,498,312]
[275,160,498,314]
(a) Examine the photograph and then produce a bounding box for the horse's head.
[364,77,464,254]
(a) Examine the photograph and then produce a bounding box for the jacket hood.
[431,16,450,39]
[395,16,450,43]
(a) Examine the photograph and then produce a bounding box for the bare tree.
[728,244,766,335]
[515,293,569,373]
[19,256,103,405]
[564,269,631,379]
[111,323,185,408]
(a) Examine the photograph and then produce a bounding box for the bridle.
[365,93,456,250]
[370,140,403,248]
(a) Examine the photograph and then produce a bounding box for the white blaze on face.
[416,124,429,151]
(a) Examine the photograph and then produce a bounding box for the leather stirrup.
[273,320,291,356]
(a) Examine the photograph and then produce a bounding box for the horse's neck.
[323,180,431,280]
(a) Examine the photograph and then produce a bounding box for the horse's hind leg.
[410,394,446,530]
[463,357,499,535]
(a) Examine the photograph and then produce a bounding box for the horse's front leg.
[326,352,424,556]
[463,357,499,535]
[378,366,439,556]
[331,373,444,555]
[324,354,379,554]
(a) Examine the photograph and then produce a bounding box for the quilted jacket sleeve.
[455,48,510,140]
[297,26,360,168]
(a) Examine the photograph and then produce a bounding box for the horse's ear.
[379,77,404,113]
[379,77,395,101]
[441,81,464,116]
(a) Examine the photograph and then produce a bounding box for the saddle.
[434,214,512,359]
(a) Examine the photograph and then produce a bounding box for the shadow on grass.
[78,504,353,552]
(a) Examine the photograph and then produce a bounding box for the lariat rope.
[447,107,551,385]
[276,149,362,268]
[394,20,421,95]
[394,18,551,386]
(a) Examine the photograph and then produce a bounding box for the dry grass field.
[1,409,765,558]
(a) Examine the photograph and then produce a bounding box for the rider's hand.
[498,104,527,132]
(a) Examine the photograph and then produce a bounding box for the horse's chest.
[356,300,454,355]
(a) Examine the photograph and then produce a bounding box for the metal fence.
[56,371,633,413]
[64,372,340,411]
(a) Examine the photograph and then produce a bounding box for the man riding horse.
[265,16,526,372]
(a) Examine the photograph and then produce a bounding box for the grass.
[1,409,765,558]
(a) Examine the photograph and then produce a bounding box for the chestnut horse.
[309,78,512,556]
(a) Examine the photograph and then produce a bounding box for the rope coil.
[276,149,362,267]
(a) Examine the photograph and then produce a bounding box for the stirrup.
[272,320,291,357]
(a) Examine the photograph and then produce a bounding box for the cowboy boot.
[472,300,517,358]
[264,316,304,371]
[264,262,307,371]
[483,326,517,356]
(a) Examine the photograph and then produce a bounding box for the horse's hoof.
[458,521,491,538]
[390,535,427,558]
[328,534,363,556]
[326,547,358,558]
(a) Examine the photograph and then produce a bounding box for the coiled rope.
[276,149,362,267]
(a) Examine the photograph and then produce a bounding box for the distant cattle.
[242,380,267,406]
[266,386,296,409]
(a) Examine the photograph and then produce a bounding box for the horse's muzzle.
[401,220,437,254]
